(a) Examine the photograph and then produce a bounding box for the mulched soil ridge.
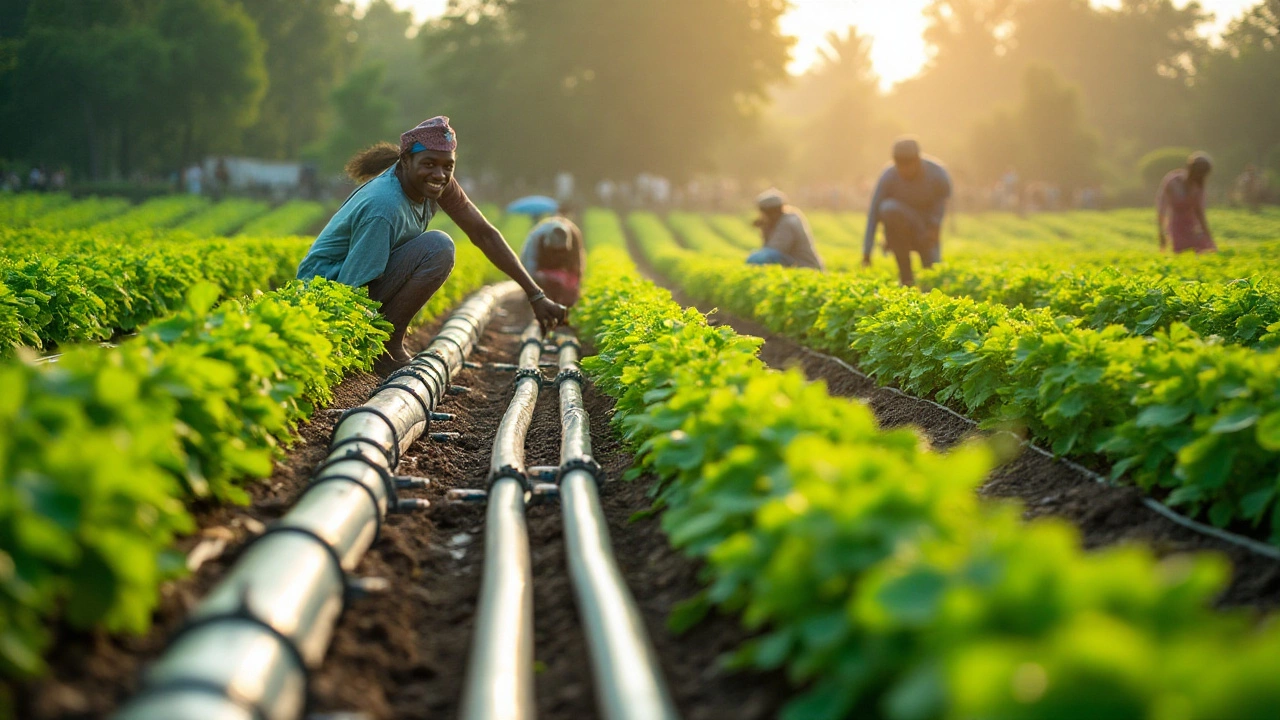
[625,234,1280,611]
[22,290,789,719]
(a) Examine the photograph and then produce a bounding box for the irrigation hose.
[459,321,543,720]
[113,282,519,720]
[556,339,680,720]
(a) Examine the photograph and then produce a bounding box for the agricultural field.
[5,194,1280,720]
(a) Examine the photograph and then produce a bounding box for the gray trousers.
[879,199,939,286]
[366,230,456,342]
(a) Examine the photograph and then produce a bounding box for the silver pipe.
[115,282,520,720]
[460,322,542,720]
[557,341,680,720]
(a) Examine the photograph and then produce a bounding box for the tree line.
[1,0,1276,199]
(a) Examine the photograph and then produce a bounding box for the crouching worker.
[863,138,952,286]
[519,214,585,306]
[747,189,825,270]
[296,116,567,375]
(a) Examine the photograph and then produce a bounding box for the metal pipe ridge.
[556,339,680,720]
[460,321,543,720]
[114,283,519,720]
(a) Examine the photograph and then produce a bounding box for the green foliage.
[236,200,329,237]
[1138,147,1196,190]
[86,194,209,233]
[312,62,396,173]
[0,278,387,681]
[580,208,1280,720]
[634,210,1280,543]
[422,0,791,182]
[175,198,270,236]
[0,227,307,352]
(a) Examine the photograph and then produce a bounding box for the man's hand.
[861,254,872,269]
[532,295,568,335]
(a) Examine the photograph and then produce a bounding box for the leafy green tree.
[239,0,349,159]
[312,61,396,172]
[967,64,1102,191]
[420,0,791,183]
[792,30,889,185]
[153,0,267,164]
[1010,0,1209,155]
[352,0,424,134]
[1016,64,1102,191]
[1194,0,1280,170]
[1,0,169,177]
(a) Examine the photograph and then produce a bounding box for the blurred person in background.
[297,116,567,375]
[519,208,585,307]
[1235,164,1267,213]
[863,138,952,286]
[1157,152,1217,254]
[747,188,825,270]
[184,163,203,195]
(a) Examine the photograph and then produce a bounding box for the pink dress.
[1157,170,1217,254]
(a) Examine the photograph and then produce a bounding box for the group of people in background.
[744,141,1231,286]
[1,166,67,193]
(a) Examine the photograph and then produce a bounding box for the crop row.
[683,211,1280,346]
[917,262,1280,347]
[0,232,309,353]
[0,236,494,690]
[579,208,1280,720]
[631,212,1280,545]
[175,198,271,236]
[0,278,388,684]
[85,195,210,234]
[0,193,74,227]
[235,200,329,237]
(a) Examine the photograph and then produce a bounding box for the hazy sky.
[357,0,1260,87]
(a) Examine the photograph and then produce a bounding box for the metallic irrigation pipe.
[459,322,543,720]
[114,282,520,720]
[555,337,680,720]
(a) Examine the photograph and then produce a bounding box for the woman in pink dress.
[1157,153,1217,254]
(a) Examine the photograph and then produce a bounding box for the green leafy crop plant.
[630,211,1280,545]
[579,208,1280,720]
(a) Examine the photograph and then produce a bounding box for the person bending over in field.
[746,189,825,270]
[863,138,952,286]
[296,116,567,375]
[519,212,585,307]
[1157,153,1217,254]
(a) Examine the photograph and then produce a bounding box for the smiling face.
[401,149,456,201]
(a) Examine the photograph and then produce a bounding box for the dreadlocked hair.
[345,142,401,183]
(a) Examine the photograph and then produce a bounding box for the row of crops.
[577,207,1280,719]
[0,194,519,699]
[0,195,332,355]
[638,210,1280,545]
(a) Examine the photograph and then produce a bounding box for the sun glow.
[358,0,1255,90]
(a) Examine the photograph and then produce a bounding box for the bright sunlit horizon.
[354,0,1261,89]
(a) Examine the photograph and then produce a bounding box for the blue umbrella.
[505,195,559,216]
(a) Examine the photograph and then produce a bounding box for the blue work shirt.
[863,158,952,256]
[297,166,460,288]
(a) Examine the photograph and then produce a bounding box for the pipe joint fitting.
[558,456,604,486]
[488,465,530,491]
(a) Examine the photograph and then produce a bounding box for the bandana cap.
[401,116,457,155]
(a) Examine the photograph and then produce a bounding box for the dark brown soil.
[626,232,1280,612]
[307,298,787,720]
[18,292,788,719]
